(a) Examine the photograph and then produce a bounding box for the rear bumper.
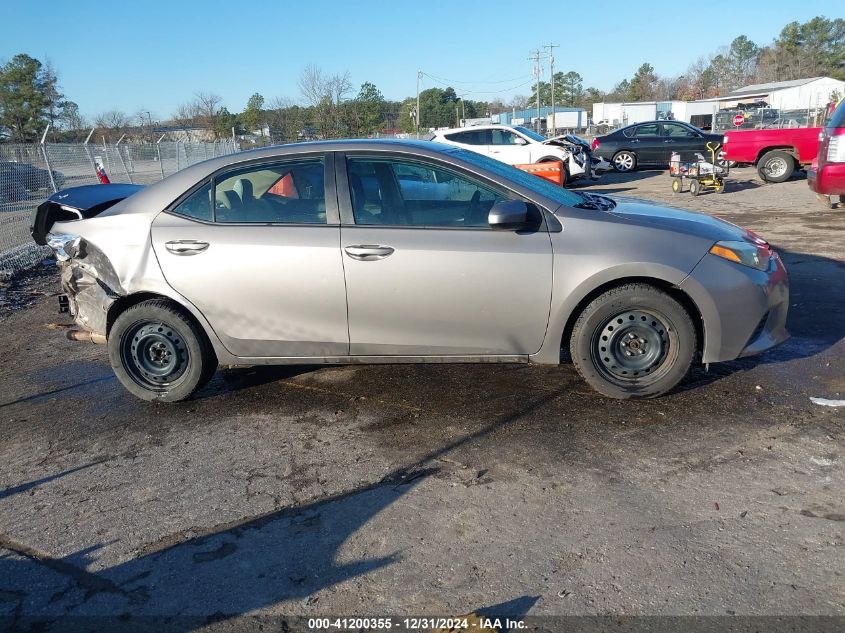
[808,163,845,195]
[679,252,789,363]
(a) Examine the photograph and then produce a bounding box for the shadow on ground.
[1,392,558,630]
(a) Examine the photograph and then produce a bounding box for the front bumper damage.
[48,232,124,340]
[679,251,789,363]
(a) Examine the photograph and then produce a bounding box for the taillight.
[827,129,845,163]
[591,138,600,150]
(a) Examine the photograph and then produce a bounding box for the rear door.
[630,123,663,163]
[151,153,349,358]
[337,152,554,357]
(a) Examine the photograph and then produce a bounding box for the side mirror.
[488,199,533,231]
[513,137,528,145]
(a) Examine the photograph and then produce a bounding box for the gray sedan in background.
[32,140,789,402]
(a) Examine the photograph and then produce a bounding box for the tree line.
[1,16,841,143]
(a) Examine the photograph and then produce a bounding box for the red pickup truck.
[721,126,821,183]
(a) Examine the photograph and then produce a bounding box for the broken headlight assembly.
[46,232,82,261]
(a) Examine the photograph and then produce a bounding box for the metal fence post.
[39,125,59,194]
[156,134,166,180]
[114,134,133,184]
[83,127,98,178]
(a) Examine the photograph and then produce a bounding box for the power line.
[420,71,532,85]
[420,73,535,96]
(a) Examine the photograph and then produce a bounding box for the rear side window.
[172,181,213,221]
[213,158,326,224]
[444,130,489,145]
[633,124,659,137]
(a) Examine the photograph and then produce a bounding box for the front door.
[661,122,703,162]
[151,154,349,358]
[338,153,554,357]
[487,128,533,165]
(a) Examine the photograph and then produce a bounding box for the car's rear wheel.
[570,283,696,399]
[690,179,700,196]
[757,150,794,183]
[108,299,216,402]
[612,151,636,172]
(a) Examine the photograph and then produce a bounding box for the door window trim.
[334,150,547,232]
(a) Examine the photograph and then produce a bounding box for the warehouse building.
[592,77,844,130]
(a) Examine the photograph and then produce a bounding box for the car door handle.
[165,240,210,255]
[344,245,395,261]
[664,139,675,143]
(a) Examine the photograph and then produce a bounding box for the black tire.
[612,150,637,172]
[757,150,794,183]
[689,179,700,196]
[569,283,696,399]
[108,299,216,402]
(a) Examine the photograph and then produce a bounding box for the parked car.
[430,124,600,185]
[807,99,845,205]
[591,121,724,172]
[721,126,821,183]
[32,140,789,402]
[0,160,64,192]
[0,163,28,203]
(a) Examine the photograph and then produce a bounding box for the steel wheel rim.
[614,153,634,171]
[592,310,673,382]
[765,157,788,178]
[121,321,188,389]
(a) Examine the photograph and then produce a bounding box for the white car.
[431,124,599,184]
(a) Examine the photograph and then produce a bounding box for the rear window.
[827,101,845,129]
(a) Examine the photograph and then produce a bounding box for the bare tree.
[298,65,328,107]
[95,110,129,140]
[193,91,222,123]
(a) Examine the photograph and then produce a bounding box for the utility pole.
[416,70,422,139]
[546,43,559,135]
[528,50,542,133]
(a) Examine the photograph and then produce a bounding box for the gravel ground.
[0,167,843,632]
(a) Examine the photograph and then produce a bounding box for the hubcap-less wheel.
[763,157,788,179]
[592,310,671,381]
[121,321,188,388]
[613,152,635,172]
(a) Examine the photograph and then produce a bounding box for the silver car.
[32,140,789,402]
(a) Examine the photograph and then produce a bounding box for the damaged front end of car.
[31,184,144,342]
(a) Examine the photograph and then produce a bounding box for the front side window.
[346,157,506,227]
[214,157,326,223]
[490,129,523,145]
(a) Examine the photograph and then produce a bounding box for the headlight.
[46,232,82,261]
[709,240,772,271]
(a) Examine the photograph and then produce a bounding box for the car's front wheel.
[108,299,216,402]
[570,283,696,398]
[612,151,637,172]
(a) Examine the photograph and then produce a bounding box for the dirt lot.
[1,167,843,632]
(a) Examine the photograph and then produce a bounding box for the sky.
[2,0,841,121]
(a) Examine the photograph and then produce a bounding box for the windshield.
[513,126,546,142]
[443,147,584,207]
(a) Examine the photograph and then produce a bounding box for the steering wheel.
[464,190,482,226]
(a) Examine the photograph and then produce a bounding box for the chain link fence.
[0,140,238,274]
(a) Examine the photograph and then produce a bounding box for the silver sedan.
[33,140,789,401]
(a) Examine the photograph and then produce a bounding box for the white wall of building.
[769,78,845,110]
